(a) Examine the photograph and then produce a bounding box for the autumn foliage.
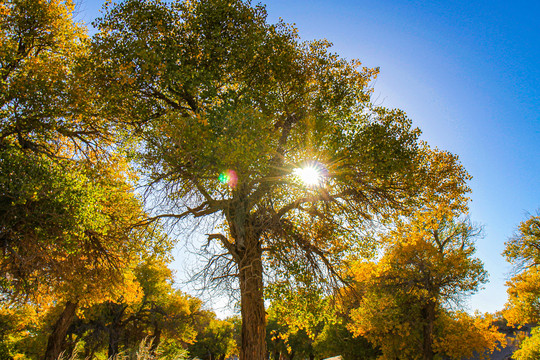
[0,0,534,360]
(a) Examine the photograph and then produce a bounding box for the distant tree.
[188,313,238,360]
[0,301,50,360]
[124,258,200,355]
[314,320,380,360]
[70,258,200,359]
[312,282,380,360]
[265,283,379,360]
[265,305,319,360]
[348,204,503,360]
[504,213,540,325]
[503,213,540,358]
[513,327,540,360]
[89,0,469,358]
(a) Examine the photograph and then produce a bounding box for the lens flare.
[219,170,238,188]
[293,162,326,187]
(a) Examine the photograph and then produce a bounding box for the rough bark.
[43,300,78,360]
[239,245,266,360]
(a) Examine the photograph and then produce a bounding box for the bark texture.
[43,300,78,360]
[239,247,266,360]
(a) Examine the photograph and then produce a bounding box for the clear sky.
[75,0,540,315]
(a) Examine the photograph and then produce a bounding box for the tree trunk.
[43,300,78,360]
[150,326,161,355]
[421,301,436,360]
[107,302,127,359]
[108,326,120,359]
[239,248,266,360]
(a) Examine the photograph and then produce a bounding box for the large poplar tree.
[90,0,466,358]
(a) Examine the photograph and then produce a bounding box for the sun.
[293,163,324,187]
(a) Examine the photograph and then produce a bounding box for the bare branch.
[206,233,239,261]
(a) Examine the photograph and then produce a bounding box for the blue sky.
[75,0,540,315]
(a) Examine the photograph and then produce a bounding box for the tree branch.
[207,233,239,262]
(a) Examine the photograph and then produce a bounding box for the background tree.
[503,213,540,358]
[265,271,382,360]
[188,313,238,360]
[512,327,540,360]
[312,279,381,360]
[69,257,199,359]
[0,0,108,156]
[313,320,380,360]
[504,213,540,325]
[265,302,322,360]
[89,0,467,358]
[0,301,51,360]
[348,205,503,360]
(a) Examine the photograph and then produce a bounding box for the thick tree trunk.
[239,249,266,360]
[43,300,78,360]
[421,301,436,360]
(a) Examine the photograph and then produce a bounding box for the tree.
[188,313,238,360]
[503,213,540,358]
[314,320,380,360]
[513,327,540,360]
[0,0,108,156]
[312,277,381,360]
[265,299,324,360]
[504,213,540,325]
[264,293,380,360]
[266,319,314,360]
[70,257,200,359]
[90,0,468,358]
[0,143,162,358]
[504,213,540,272]
[0,301,51,360]
[347,205,503,360]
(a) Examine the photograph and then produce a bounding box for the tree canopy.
[89,0,474,358]
[504,213,540,325]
